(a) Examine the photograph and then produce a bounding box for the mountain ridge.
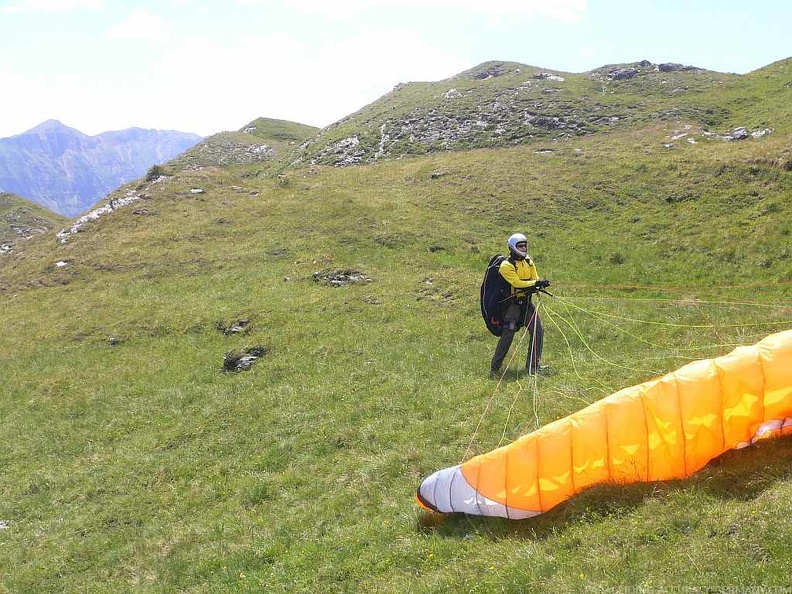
[0,120,202,217]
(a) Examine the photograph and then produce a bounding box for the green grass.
[1,123,791,592]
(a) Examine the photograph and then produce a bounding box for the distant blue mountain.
[0,120,202,216]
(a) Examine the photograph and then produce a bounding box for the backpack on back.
[480,255,512,336]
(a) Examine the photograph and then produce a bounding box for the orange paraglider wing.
[417,330,792,519]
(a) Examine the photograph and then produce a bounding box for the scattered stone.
[324,136,364,167]
[533,72,565,82]
[190,188,205,194]
[657,63,700,73]
[471,65,506,79]
[714,127,773,142]
[108,337,121,346]
[57,189,144,243]
[726,127,750,141]
[305,89,595,166]
[223,345,270,372]
[666,126,773,146]
[6,221,49,238]
[608,68,639,80]
[312,269,372,287]
[0,520,9,530]
[217,319,251,335]
[55,261,70,268]
[1,243,12,255]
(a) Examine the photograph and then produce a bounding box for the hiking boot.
[489,369,501,380]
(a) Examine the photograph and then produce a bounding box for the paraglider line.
[542,305,593,385]
[554,298,647,373]
[461,319,534,463]
[463,294,553,461]
[497,300,546,447]
[554,296,790,329]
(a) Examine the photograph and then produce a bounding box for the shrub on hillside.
[145,164,167,181]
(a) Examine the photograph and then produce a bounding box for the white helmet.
[507,232,528,260]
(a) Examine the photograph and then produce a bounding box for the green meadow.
[1,123,790,592]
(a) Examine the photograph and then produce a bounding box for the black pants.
[490,301,544,373]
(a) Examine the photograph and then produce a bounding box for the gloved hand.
[534,279,551,289]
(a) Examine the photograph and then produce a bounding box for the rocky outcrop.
[169,132,277,169]
[55,188,144,244]
[0,192,67,252]
[55,174,172,244]
[291,59,735,168]
[168,119,319,172]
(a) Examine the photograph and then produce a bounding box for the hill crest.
[289,58,789,167]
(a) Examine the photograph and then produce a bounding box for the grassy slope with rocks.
[291,58,792,167]
[168,118,319,172]
[0,61,791,593]
[0,192,68,246]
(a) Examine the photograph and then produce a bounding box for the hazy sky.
[1,0,789,138]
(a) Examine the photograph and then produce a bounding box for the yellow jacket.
[499,257,539,297]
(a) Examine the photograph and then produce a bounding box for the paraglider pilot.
[490,232,550,377]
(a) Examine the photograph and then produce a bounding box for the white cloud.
[105,27,470,135]
[235,0,587,22]
[0,69,95,136]
[0,0,102,12]
[319,29,467,88]
[106,10,169,39]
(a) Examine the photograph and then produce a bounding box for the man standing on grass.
[490,232,550,378]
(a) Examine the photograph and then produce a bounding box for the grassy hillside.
[292,58,791,166]
[168,118,319,172]
[0,192,68,247]
[1,114,790,592]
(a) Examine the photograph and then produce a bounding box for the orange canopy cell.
[417,330,792,519]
